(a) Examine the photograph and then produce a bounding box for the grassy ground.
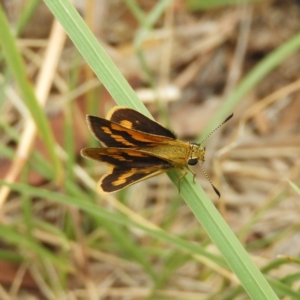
[1,0,300,299]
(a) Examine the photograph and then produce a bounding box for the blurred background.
[1,0,300,299]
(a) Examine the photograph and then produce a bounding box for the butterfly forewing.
[87,116,174,148]
[107,106,176,138]
[81,148,173,193]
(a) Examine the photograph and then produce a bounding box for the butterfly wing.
[86,115,174,148]
[106,106,175,138]
[81,147,173,193]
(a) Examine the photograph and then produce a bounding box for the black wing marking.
[106,106,176,139]
[86,116,174,148]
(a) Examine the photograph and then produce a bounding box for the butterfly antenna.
[200,113,233,145]
[199,163,220,198]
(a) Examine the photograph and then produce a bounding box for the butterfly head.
[188,143,205,166]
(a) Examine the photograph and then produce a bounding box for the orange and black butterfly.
[81,106,233,196]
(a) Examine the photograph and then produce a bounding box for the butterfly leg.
[186,166,196,183]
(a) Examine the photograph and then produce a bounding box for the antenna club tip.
[213,186,221,198]
[224,113,234,123]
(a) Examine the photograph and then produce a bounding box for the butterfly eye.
[188,158,198,165]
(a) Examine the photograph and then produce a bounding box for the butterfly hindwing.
[87,116,174,148]
[100,167,167,193]
[106,106,176,138]
[81,147,173,193]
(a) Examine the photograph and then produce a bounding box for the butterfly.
[81,106,232,196]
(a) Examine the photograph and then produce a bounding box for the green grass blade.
[14,0,41,36]
[0,5,62,183]
[168,170,279,300]
[0,223,71,271]
[287,180,300,195]
[187,0,270,10]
